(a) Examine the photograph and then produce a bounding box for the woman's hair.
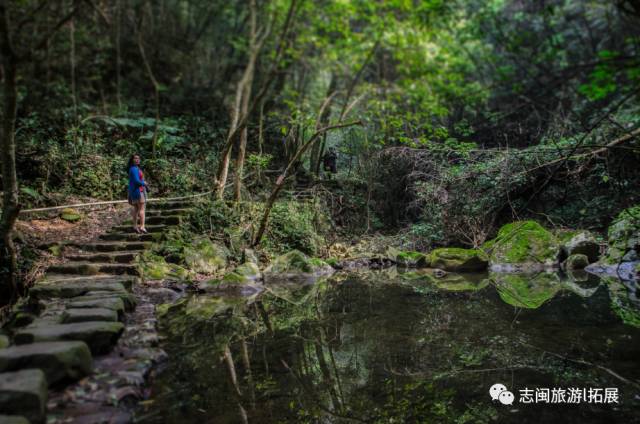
[126,154,141,171]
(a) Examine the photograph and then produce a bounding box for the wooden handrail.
[19,191,213,214]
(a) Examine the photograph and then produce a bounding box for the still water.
[137,269,640,423]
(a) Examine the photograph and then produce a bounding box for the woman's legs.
[138,202,146,231]
[131,204,139,230]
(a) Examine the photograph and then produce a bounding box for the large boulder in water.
[429,247,488,272]
[556,230,600,263]
[604,205,640,265]
[483,221,560,271]
[585,205,640,281]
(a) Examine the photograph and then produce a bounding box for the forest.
[0,0,639,423]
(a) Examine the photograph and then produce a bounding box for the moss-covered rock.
[604,205,640,265]
[221,262,261,284]
[491,272,562,309]
[138,252,190,281]
[556,230,600,263]
[59,208,82,222]
[395,251,430,267]
[183,238,228,274]
[429,247,488,272]
[565,253,589,270]
[483,221,560,271]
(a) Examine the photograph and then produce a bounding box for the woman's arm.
[129,167,146,187]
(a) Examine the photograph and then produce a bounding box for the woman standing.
[127,154,148,233]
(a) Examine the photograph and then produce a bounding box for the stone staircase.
[0,199,193,423]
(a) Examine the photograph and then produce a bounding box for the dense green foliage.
[2,0,640,276]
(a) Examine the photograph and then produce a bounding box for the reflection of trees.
[153,272,640,423]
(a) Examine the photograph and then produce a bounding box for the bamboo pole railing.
[19,190,213,214]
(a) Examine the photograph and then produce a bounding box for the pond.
[136,269,640,423]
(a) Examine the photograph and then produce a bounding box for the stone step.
[65,251,140,264]
[0,341,92,385]
[61,308,119,324]
[124,215,182,226]
[79,291,136,311]
[110,224,166,234]
[15,322,124,355]
[70,241,151,252]
[99,232,156,242]
[0,415,30,424]
[66,296,126,318]
[146,208,192,217]
[0,369,47,424]
[30,275,137,298]
[47,262,140,277]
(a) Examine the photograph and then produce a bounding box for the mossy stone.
[429,247,488,272]
[556,230,600,263]
[565,253,589,270]
[0,369,47,424]
[220,261,261,285]
[396,251,430,267]
[0,341,92,385]
[603,205,640,265]
[484,221,559,269]
[60,208,82,222]
[183,238,228,273]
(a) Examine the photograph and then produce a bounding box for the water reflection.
[139,270,640,423]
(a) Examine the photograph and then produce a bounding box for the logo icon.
[499,390,515,405]
[490,383,514,405]
[489,383,507,401]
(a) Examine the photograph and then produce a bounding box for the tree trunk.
[137,16,160,157]
[115,0,122,110]
[214,0,298,200]
[252,121,360,246]
[0,48,20,304]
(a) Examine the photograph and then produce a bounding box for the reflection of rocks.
[490,272,562,309]
[400,269,489,292]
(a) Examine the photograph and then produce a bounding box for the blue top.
[128,166,146,200]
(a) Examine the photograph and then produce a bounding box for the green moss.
[429,247,488,271]
[396,251,430,267]
[565,254,589,270]
[400,269,488,291]
[604,205,640,264]
[137,252,190,281]
[491,272,561,309]
[60,208,82,222]
[325,258,340,268]
[485,221,559,265]
[183,238,228,273]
